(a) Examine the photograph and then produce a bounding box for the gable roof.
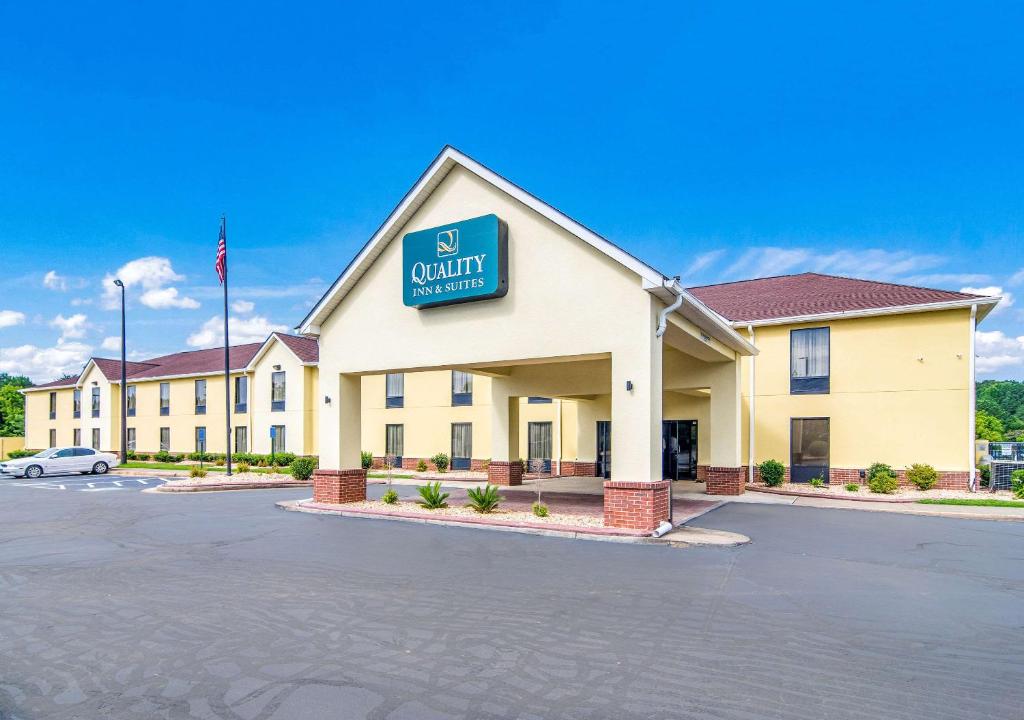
[246,332,319,369]
[26,376,79,390]
[688,273,1000,325]
[297,145,756,355]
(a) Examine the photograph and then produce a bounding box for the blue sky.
[1,2,1022,382]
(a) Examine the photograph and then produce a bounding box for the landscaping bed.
[157,471,310,492]
[749,482,1018,503]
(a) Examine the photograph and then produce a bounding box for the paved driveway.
[0,482,1021,719]
[0,471,163,492]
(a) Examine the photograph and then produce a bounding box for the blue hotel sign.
[403,214,508,308]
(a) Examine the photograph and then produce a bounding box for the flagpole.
[222,216,232,477]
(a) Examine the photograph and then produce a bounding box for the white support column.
[709,358,743,469]
[610,303,662,482]
[337,372,362,470]
[317,369,341,469]
[488,376,521,485]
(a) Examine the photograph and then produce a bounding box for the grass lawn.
[918,497,1024,508]
[368,472,415,479]
[120,461,279,474]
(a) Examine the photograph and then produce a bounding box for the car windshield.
[33,448,58,458]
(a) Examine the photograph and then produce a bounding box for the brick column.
[313,468,367,504]
[487,460,523,486]
[705,466,745,496]
[603,480,670,531]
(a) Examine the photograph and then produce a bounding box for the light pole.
[113,279,127,463]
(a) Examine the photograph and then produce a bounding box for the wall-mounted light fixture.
[324,395,331,405]
[273,364,282,371]
[625,381,634,392]
[91,381,98,386]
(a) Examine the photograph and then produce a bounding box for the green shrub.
[431,453,450,473]
[214,457,225,466]
[906,463,938,491]
[290,456,316,481]
[467,484,503,513]
[382,488,399,505]
[979,464,991,488]
[809,476,825,488]
[845,483,860,492]
[189,466,208,478]
[237,462,251,473]
[1012,470,1024,500]
[272,452,296,467]
[154,451,173,462]
[867,462,895,481]
[360,451,373,470]
[416,459,428,472]
[135,453,150,461]
[257,457,268,467]
[532,501,549,518]
[7,449,39,459]
[758,459,785,487]
[417,481,449,509]
[868,469,899,494]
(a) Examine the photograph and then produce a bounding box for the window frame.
[451,371,473,407]
[789,416,831,484]
[159,427,170,452]
[271,425,286,455]
[49,392,56,420]
[527,396,552,404]
[234,376,248,413]
[73,428,81,446]
[73,388,81,419]
[159,382,170,416]
[271,371,286,412]
[91,428,101,450]
[385,423,404,461]
[127,427,136,452]
[385,372,404,409]
[234,426,248,453]
[790,327,830,395]
[49,428,56,447]
[195,426,206,453]
[194,379,207,415]
[91,387,100,418]
[127,385,137,417]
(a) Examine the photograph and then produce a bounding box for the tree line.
[976,380,1024,442]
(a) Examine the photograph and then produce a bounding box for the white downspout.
[747,325,756,484]
[969,304,977,492]
[655,277,684,338]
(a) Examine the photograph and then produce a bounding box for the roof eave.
[726,296,1001,328]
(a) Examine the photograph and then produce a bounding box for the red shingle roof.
[28,376,80,390]
[687,273,988,323]
[273,333,319,363]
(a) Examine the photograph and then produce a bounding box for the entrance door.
[527,422,552,473]
[450,423,472,471]
[385,424,404,469]
[596,421,611,479]
[791,417,829,483]
[662,420,698,480]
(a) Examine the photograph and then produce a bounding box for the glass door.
[662,420,698,480]
[596,421,611,479]
[791,417,829,483]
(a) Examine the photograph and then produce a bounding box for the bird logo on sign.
[436,228,459,257]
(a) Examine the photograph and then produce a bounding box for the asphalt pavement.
[0,479,1021,719]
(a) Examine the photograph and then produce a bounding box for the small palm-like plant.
[417,481,449,509]
[467,484,503,513]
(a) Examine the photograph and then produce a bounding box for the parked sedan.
[0,447,120,479]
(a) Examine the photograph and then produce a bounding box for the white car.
[0,447,120,479]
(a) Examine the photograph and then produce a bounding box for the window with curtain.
[160,383,170,415]
[91,387,100,418]
[790,327,830,394]
[271,372,286,411]
[385,373,404,408]
[271,425,286,454]
[49,392,56,419]
[195,380,207,414]
[91,428,101,450]
[195,426,206,453]
[49,429,56,447]
[791,417,830,483]
[234,426,248,453]
[127,428,136,451]
[527,422,553,473]
[127,385,136,417]
[73,389,81,418]
[73,428,81,446]
[451,371,473,406]
[159,427,170,451]
[451,423,472,470]
[234,376,248,413]
[385,424,404,460]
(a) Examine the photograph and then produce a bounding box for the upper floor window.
[451,371,473,406]
[91,387,100,418]
[527,396,552,404]
[127,385,137,417]
[385,373,404,408]
[160,382,170,416]
[49,392,56,420]
[791,327,830,395]
[73,388,81,418]
[195,379,207,415]
[271,371,286,411]
[234,376,248,413]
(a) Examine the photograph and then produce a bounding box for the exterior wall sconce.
[324,395,331,405]
[625,381,634,392]
[273,364,282,371]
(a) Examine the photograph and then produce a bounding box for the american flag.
[215,218,227,284]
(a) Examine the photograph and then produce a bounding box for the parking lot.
[0,480,1021,719]
[0,471,164,492]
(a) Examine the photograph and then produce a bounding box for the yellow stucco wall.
[741,309,973,472]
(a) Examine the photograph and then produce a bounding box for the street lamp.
[112,279,127,464]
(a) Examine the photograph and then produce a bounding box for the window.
[385,372,404,408]
[160,383,170,416]
[127,385,137,417]
[159,427,170,452]
[195,379,207,415]
[195,426,206,453]
[527,422,553,473]
[49,429,56,447]
[73,428,81,446]
[790,327,830,394]
[451,423,472,470]
[91,387,100,418]
[73,448,95,457]
[127,428,136,451]
[73,388,81,418]
[234,426,248,453]
[791,417,830,484]
[271,425,286,455]
[49,392,56,420]
[271,372,286,411]
[234,376,248,413]
[54,448,74,458]
[91,428,101,450]
[451,371,473,406]
[527,396,552,404]
[385,424,404,462]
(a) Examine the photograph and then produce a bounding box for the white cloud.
[231,299,255,314]
[960,286,1012,315]
[50,313,89,340]
[975,330,1024,376]
[139,287,201,310]
[186,314,287,349]
[1008,268,1024,286]
[101,336,122,352]
[70,297,93,307]
[43,270,67,291]
[904,273,991,287]
[723,247,945,282]
[683,250,726,279]
[102,256,199,310]
[0,310,26,329]
[0,340,92,382]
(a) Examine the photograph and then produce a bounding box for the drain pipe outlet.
[656,277,684,338]
[651,520,674,538]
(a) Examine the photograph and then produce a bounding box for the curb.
[746,485,919,503]
[155,481,312,492]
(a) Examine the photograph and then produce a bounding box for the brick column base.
[313,469,367,504]
[603,480,670,531]
[487,461,523,486]
[705,466,745,495]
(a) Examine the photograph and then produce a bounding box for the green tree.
[975,410,1005,442]
[0,384,27,436]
